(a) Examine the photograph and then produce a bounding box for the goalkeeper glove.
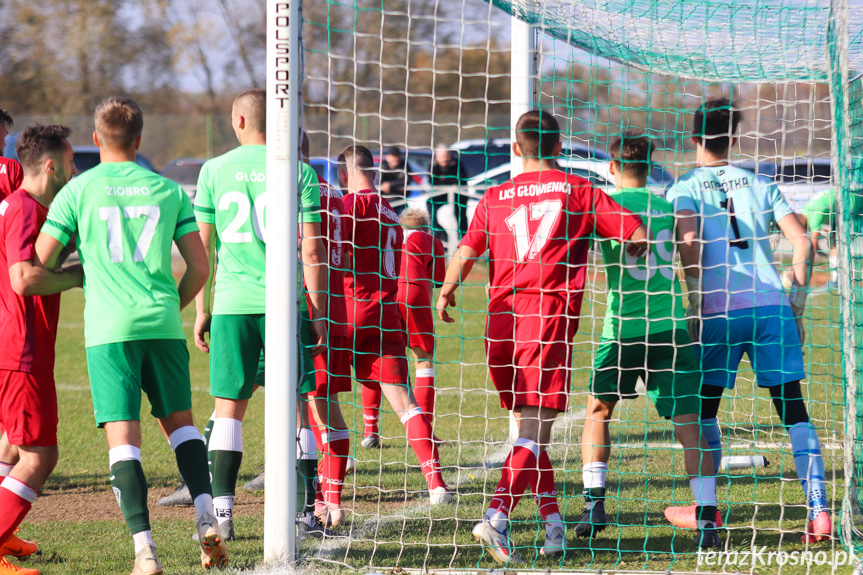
[684,275,701,343]
[788,284,808,345]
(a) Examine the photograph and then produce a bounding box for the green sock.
[202,414,216,449]
[110,460,150,535]
[584,487,606,501]
[210,450,243,498]
[297,459,318,513]
[175,439,212,499]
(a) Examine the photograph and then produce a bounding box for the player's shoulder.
[0,188,25,214]
[0,156,21,173]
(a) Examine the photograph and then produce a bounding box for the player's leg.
[0,429,19,478]
[205,315,264,536]
[144,339,227,569]
[378,381,449,499]
[770,381,830,540]
[409,347,437,429]
[310,396,349,525]
[751,305,829,540]
[0,371,58,570]
[575,395,615,539]
[360,382,382,448]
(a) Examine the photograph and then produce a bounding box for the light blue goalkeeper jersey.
[666,164,794,315]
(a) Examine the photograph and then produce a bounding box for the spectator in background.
[0,110,23,199]
[379,146,410,208]
[429,144,468,241]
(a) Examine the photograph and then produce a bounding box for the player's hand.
[788,284,807,346]
[436,291,456,323]
[625,225,651,259]
[310,317,327,358]
[64,264,85,288]
[194,312,211,353]
[795,316,806,346]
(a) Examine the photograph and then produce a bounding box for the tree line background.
[0,0,832,171]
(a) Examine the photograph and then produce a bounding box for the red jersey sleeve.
[431,236,446,285]
[3,196,37,268]
[589,187,642,242]
[459,194,489,256]
[10,162,23,191]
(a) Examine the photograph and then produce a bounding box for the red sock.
[413,368,436,427]
[0,478,36,546]
[321,429,350,507]
[488,439,539,517]
[306,405,326,509]
[361,383,382,436]
[532,450,560,519]
[402,408,445,490]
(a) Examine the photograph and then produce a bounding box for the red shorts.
[0,370,58,446]
[310,336,352,397]
[348,325,408,386]
[398,287,435,353]
[486,294,578,413]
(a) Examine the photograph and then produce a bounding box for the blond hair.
[402,207,430,230]
[94,97,143,149]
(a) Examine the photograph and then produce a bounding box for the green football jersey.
[42,162,199,347]
[596,188,684,340]
[194,145,322,315]
[801,188,836,232]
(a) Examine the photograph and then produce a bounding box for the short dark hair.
[692,98,742,156]
[234,89,266,134]
[515,110,560,159]
[0,109,13,129]
[609,130,653,178]
[337,144,375,172]
[95,97,143,149]
[16,124,72,171]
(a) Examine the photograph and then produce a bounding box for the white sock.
[194,493,215,521]
[296,428,317,460]
[213,495,233,525]
[132,530,155,554]
[545,512,564,536]
[209,418,243,452]
[485,508,508,533]
[0,462,13,477]
[582,462,608,490]
[0,476,37,503]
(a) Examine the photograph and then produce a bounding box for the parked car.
[161,158,206,201]
[308,155,430,210]
[3,134,156,174]
[775,158,832,212]
[451,137,675,186]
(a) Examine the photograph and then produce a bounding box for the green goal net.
[297,0,863,572]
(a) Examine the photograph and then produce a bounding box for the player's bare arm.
[176,231,210,309]
[302,220,328,357]
[777,211,811,344]
[436,244,478,323]
[675,209,703,341]
[8,258,83,297]
[194,221,217,353]
[34,232,68,272]
[624,224,651,258]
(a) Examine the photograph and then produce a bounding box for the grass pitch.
[12,268,853,574]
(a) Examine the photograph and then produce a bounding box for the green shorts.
[591,329,701,419]
[86,339,192,426]
[210,314,266,400]
[209,314,315,399]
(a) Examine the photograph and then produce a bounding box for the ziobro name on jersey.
[106,186,151,196]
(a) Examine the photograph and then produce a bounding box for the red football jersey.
[317,179,349,338]
[0,190,61,376]
[397,229,446,305]
[0,158,24,201]
[342,190,403,329]
[460,169,641,312]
